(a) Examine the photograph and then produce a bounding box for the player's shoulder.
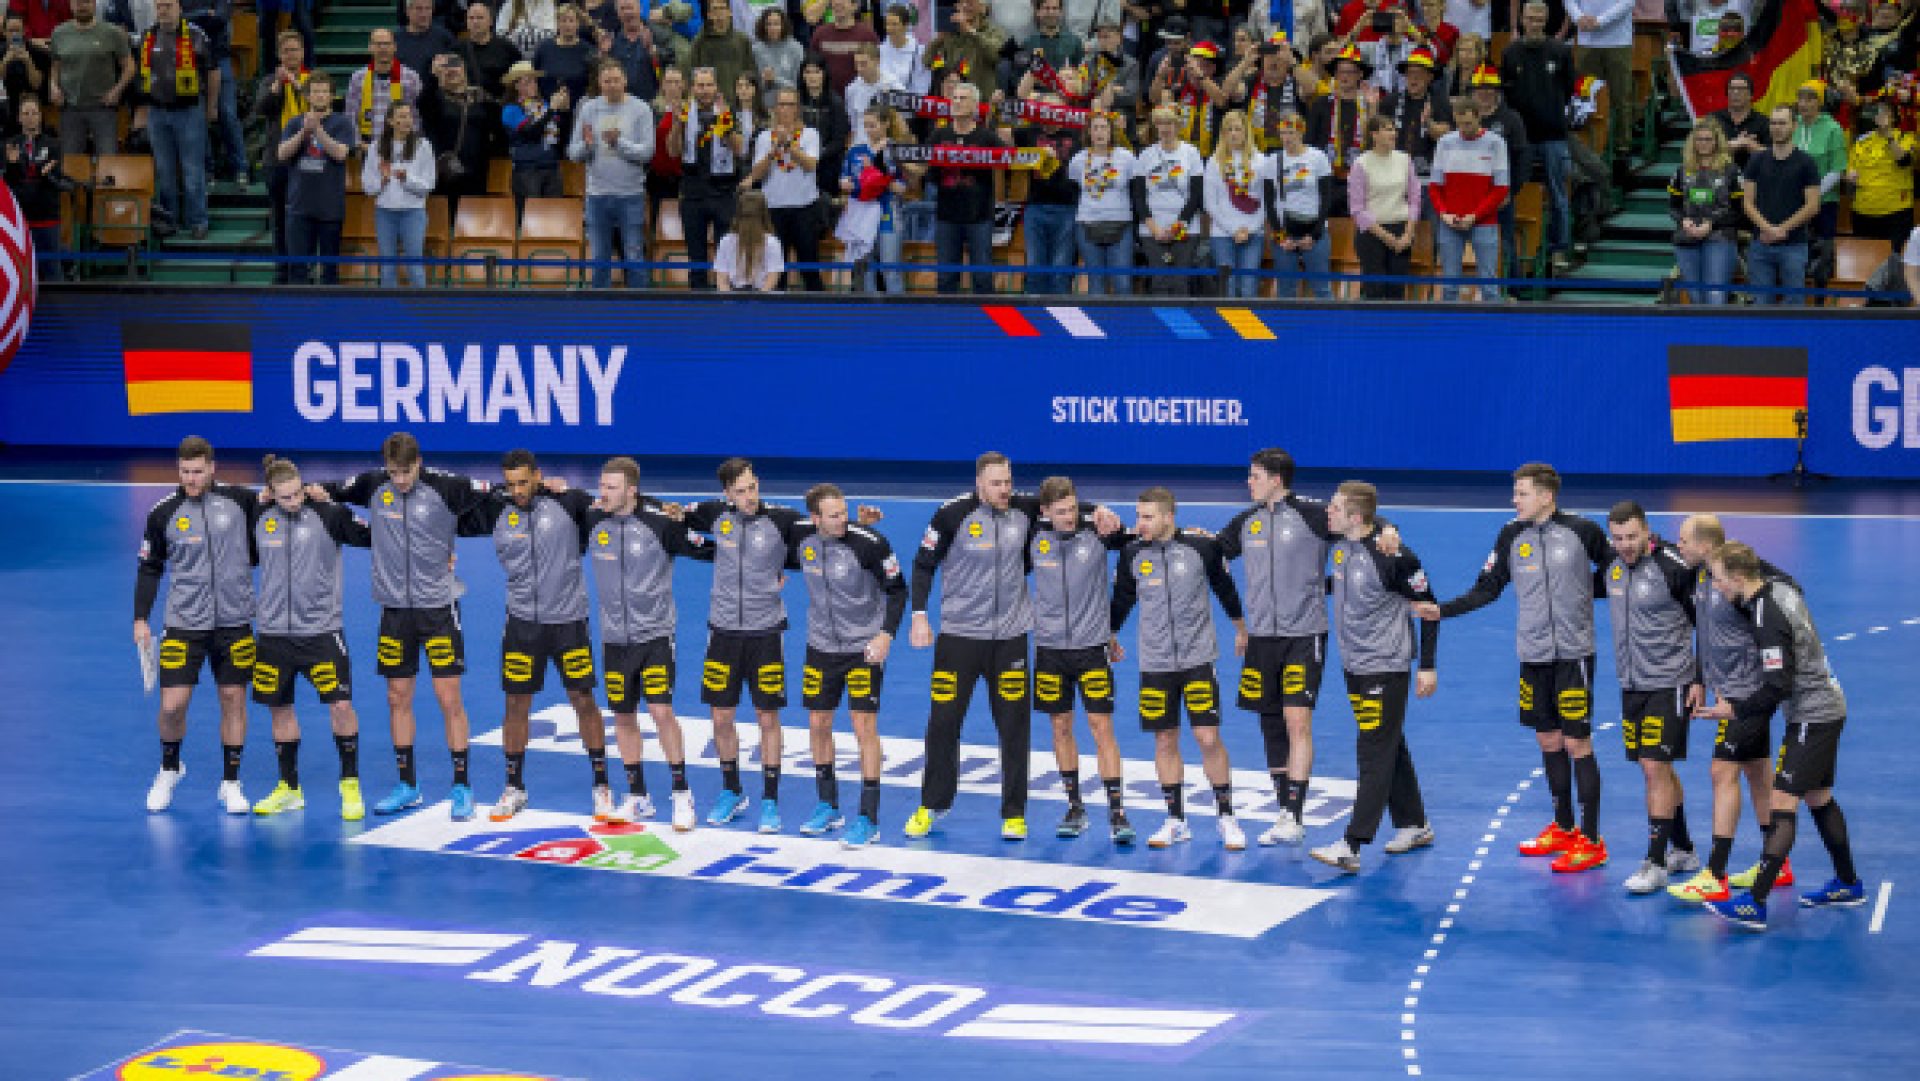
[145,489,186,522]
[1653,544,1690,572]
[931,492,979,523]
[847,523,888,550]
[1494,517,1527,543]
[1223,504,1259,528]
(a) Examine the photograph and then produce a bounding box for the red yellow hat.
[1397,45,1438,74]
[1469,64,1502,88]
[1799,78,1828,96]
[1332,43,1373,74]
[1189,40,1221,61]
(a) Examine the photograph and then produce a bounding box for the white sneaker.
[1218,816,1247,851]
[1147,818,1192,849]
[146,766,185,812]
[1665,848,1702,875]
[1310,840,1361,874]
[1625,859,1669,895]
[489,786,529,822]
[671,790,697,832]
[608,793,656,823]
[1259,813,1305,846]
[1384,825,1435,854]
[216,780,249,816]
[591,785,616,821]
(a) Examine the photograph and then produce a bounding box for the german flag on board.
[123,322,253,416]
[1668,345,1807,442]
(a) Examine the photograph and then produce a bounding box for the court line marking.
[67,1029,194,1081]
[1870,882,1893,934]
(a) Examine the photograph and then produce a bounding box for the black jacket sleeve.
[682,499,727,534]
[554,488,597,550]
[1218,507,1254,559]
[1440,521,1521,617]
[324,468,383,506]
[859,531,910,636]
[459,491,508,537]
[1192,532,1244,619]
[424,467,493,517]
[1110,541,1140,631]
[1569,514,1614,598]
[1384,540,1440,670]
[1289,494,1334,540]
[135,501,173,621]
[911,498,969,613]
[1732,588,1794,720]
[320,502,374,548]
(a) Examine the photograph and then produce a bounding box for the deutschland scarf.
[1001,97,1090,129]
[140,23,198,99]
[360,59,407,139]
[891,142,1062,178]
[880,89,989,121]
[277,69,312,132]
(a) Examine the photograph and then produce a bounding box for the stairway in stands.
[1546,100,1694,306]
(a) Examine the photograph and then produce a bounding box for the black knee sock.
[1809,800,1859,884]
[1268,768,1287,802]
[859,778,880,820]
[1709,835,1735,879]
[1062,769,1083,808]
[670,761,689,792]
[506,751,525,790]
[334,734,359,779]
[162,740,183,771]
[720,758,742,795]
[275,739,300,788]
[1260,714,1290,775]
[1103,776,1124,811]
[1213,783,1234,817]
[1670,801,1693,852]
[451,748,469,786]
[1285,779,1308,821]
[1162,782,1184,819]
[395,744,416,786]
[1542,749,1574,830]
[1752,810,1797,902]
[222,743,243,781]
[762,763,781,801]
[587,748,609,788]
[1573,754,1601,841]
[1645,816,1672,864]
[624,761,647,796]
[815,763,838,806]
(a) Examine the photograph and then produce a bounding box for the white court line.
[67,1029,194,1081]
[1871,882,1894,934]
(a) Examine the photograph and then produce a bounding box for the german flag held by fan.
[1668,0,1827,117]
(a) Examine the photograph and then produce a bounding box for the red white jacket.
[1427,128,1510,225]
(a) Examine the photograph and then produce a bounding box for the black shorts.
[376,605,466,678]
[929,633,1029,721]
[1519,656,1595,738]
[157,624,256,688]
[802,646,885,712]
[501,617,596,694]
[702,631,786,710]
[1712,707,1771,763]
[1237,634,1327,713]
[1621,687,1691,763]
[1140,665,1222,731]
[252,632,353,706]
[1034,645,1115,715]
[1774,719,1845,796]
[604,636,675,712]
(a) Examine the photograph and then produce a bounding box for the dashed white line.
[1836,633,1857,642]
[1868,626,1888,634]
[1871,882,1894,934]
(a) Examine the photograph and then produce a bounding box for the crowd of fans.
[2,0,1917,300]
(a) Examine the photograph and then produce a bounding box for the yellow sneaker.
[252,781,306,816]
[339,778,365,821]
[1667,869,1730,903]
[903,806,943,839]
[1001,817,1028,841]
[1729,857,1792,889]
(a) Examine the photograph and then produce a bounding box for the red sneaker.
[1551,836,1609,873]
[1517,823,1579,857]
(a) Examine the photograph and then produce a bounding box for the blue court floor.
[2,466,1916,1080]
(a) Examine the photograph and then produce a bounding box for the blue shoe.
[843,815,879,848]
[800,801,845,835]
[449,784,475,821]
[1800,877,1868,908]
[1704,890,1769,931]
[758,799,783,834]
[374,782,423,816]
[707,789,749,826]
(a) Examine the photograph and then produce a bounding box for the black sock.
[1542,749,1574,830]
[395,744,417,785]
[506,751,525,790]
[762,764,781,801]
[859,778,880,820]
[815,763,838,806]
[1213,783,1234,816]
[1162,782,1184,819]
[162,740,183,772]
[1285,778,1308,820]
[334,734,359,779]
[1709,835,1735,879]
[670,761,689,792]
[1103,776,1124,811]
[1062,769,1083,808]
[721,758,742,795]
[222,743,242,781]
[1670,801,1693,851]
[624,761,647,796]
[1573,754,1601,841]
[1645,816,1672,864]
[1260,714,1290,775]
[451,748,469,786]
[1809,800,1859,884]
[1752,809,1797,902]
[1268,768,1287,802]
[587,748,608,788]
[275,739,300,788]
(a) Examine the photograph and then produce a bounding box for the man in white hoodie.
[1566,0,1634,171]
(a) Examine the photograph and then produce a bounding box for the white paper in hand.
[138,638,160,695]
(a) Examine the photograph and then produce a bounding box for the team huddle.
[135,439,1863,931]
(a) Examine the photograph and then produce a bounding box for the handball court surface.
[3,451,1917,1080]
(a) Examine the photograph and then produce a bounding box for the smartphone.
[1371,11,1395,33]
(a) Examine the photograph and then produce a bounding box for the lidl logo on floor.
[351,806,1329,939]
[84,1029,573,1080]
